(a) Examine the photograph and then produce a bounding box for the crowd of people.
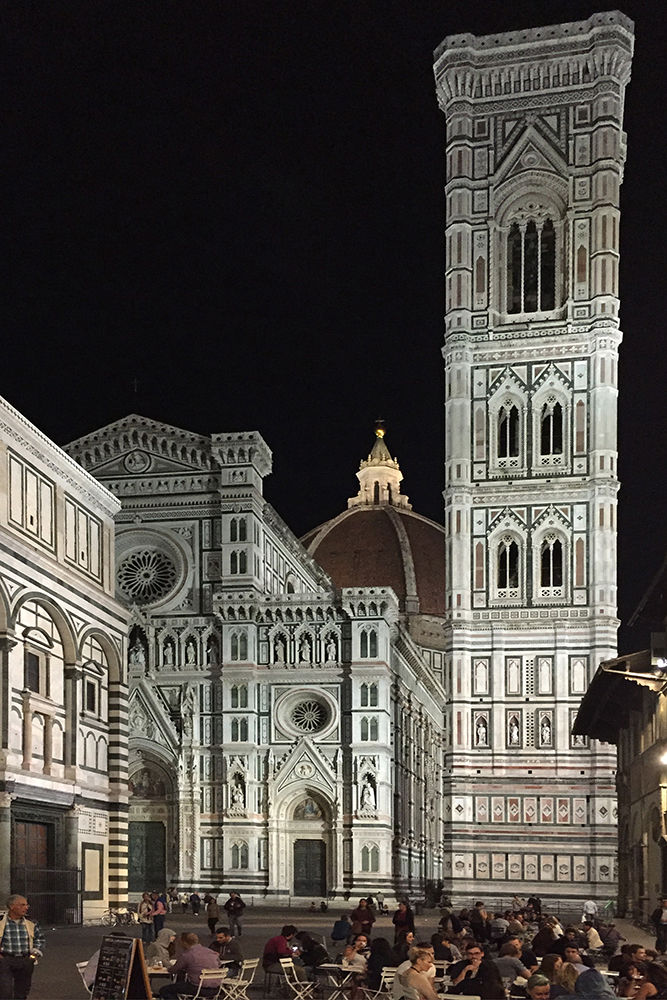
[135,889,247,944]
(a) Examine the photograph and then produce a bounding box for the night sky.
[3,1,665,652]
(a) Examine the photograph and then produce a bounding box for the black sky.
[2,1,665,652]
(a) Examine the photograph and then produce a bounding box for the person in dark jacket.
[331,913,352,950]
[393,902,416,943]
[294,933,329,979]
[366,937,396,991]
[223,893,246,937]
[208,927,243,976]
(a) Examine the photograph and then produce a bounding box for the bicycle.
[100,906,138,926]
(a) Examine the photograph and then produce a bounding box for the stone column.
[64,806,81,872]
[21,691,32,771]
[0,791,14,900]
[43,713,54,775]
[64,665,82,779]
[0,634,17,750]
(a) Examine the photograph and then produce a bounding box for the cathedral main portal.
[293,840,326,897]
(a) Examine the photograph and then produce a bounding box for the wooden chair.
[220,958,260,1000]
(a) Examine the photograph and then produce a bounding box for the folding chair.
[76,961,93,995]
[278,958,315,1000]
[220,958,260,1000]
[360,967,397,999]
[178,968,228,1000]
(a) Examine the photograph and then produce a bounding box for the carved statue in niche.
[186,640,197,665]
[229,776,245,814]
[360,775,376,813]
[540,714,552,747]
[207,637,219,665]
[181,682,196,737]
[275,638,286,664]
[508,715,520,746]
[129,642,146,669]
[475,714,488,747]
[326,638,337,663]
[129,701,155,740]
[299,637,311,663]
[163,640,174,666]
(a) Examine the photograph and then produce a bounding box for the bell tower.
[434,11,633,901]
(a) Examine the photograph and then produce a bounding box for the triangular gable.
[63,414,213,475]
[488,507,527,532]
[533,362,571,393]
[532,505,571,531]
[270,737,337,797]
[128,682,179,752]
[495,123,566,184]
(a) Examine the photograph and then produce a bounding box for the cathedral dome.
[301,427,446,617]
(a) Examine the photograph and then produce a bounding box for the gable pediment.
[495,123,566,186]
[270,737,337,796]
[128,682,179,752]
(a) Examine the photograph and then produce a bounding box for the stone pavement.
[24,908,654,1000]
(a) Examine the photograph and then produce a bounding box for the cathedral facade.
[64,419,446,900]
[434,11,633,901]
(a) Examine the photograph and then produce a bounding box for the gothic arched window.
[369,630,378,658]
[541,401,563,456]
[231,635,239,661]
[231,718,239,741]
[231,841,249,869]
[507,217,556,314]
[498,405,519,458]
[541,538,563,588]
[360,683,368,707]
[238,518,247,542]
[230,551,238,574]
[369,717,379,741]
[230,518,238,542]
[238,551,247,574]
[360,632,368,658]
[369,683,379,707]
[239,683,248,708]
[231,684,239,707]
[239,718,248,741]
[498,539,519,590]
[360,717,369,741]
[361,844,380,873]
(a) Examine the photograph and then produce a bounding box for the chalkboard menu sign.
[91,936,151,1000]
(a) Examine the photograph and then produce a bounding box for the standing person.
[350,898,375,939]
[206,897,220,936]
[650,898,667,954]
[393,901,415,944]
[581,900,598,925]
[138,892,154,944]
[152,892,167,936]
[189,891,201,916]
[470,901,490,943]
[0,894,46,1000]
[223,892,246,937]
[180,892,189,914]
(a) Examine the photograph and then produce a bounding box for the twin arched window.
[231,683,248,708]
[231,717,248,742]
[230,517,247,542]
[507,218,556,314]
[360,630,378,658]
[497,538,519,590]
[231,841,249,869]
[360,717,379,741]
[230,550,247,574]
[541,538,563,587]
[541,401,563,456]
[230,632,248,661]
[360,682,378,707]
[498,404,519,458]
[361,844,380,872]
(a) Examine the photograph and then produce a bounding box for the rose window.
[291,700,329,733]
[117,550,177,604]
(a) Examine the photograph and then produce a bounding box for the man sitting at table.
[158,933,223,998]
[262,925,307,981]
[209,926,243,976]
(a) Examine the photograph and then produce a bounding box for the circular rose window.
[117,549,177,604]
[291,699,329,733]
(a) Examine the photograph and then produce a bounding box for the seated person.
[449,941,485,986]
[494,943,532,983]
[343,934,369,970]
[146,927,177,967]
[158,933,222,999]
[562,946,594,974]
[572,969,616,998]
[393,930,415,965]
[523,973,552,1000]
[506,935,538,973]
[366,937,396,991]
[263,924,307,982]
[396,947,439,1000]
[616,961,657,999]
[331,913,353,950]
[431,931,455,962]
[294,932,329,977]
[208,926,242,976]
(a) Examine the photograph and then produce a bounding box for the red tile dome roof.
[301,506,446,618]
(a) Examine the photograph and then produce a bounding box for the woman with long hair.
[366,937,395,991]
[617,961,658,999]
[393,902,416,944]
[398,947,440,1000]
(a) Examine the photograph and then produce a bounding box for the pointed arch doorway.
[288,793,330,898]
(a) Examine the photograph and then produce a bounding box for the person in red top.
[350,899,375,939]
[262,925,307,981]
[158,933,222,998]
